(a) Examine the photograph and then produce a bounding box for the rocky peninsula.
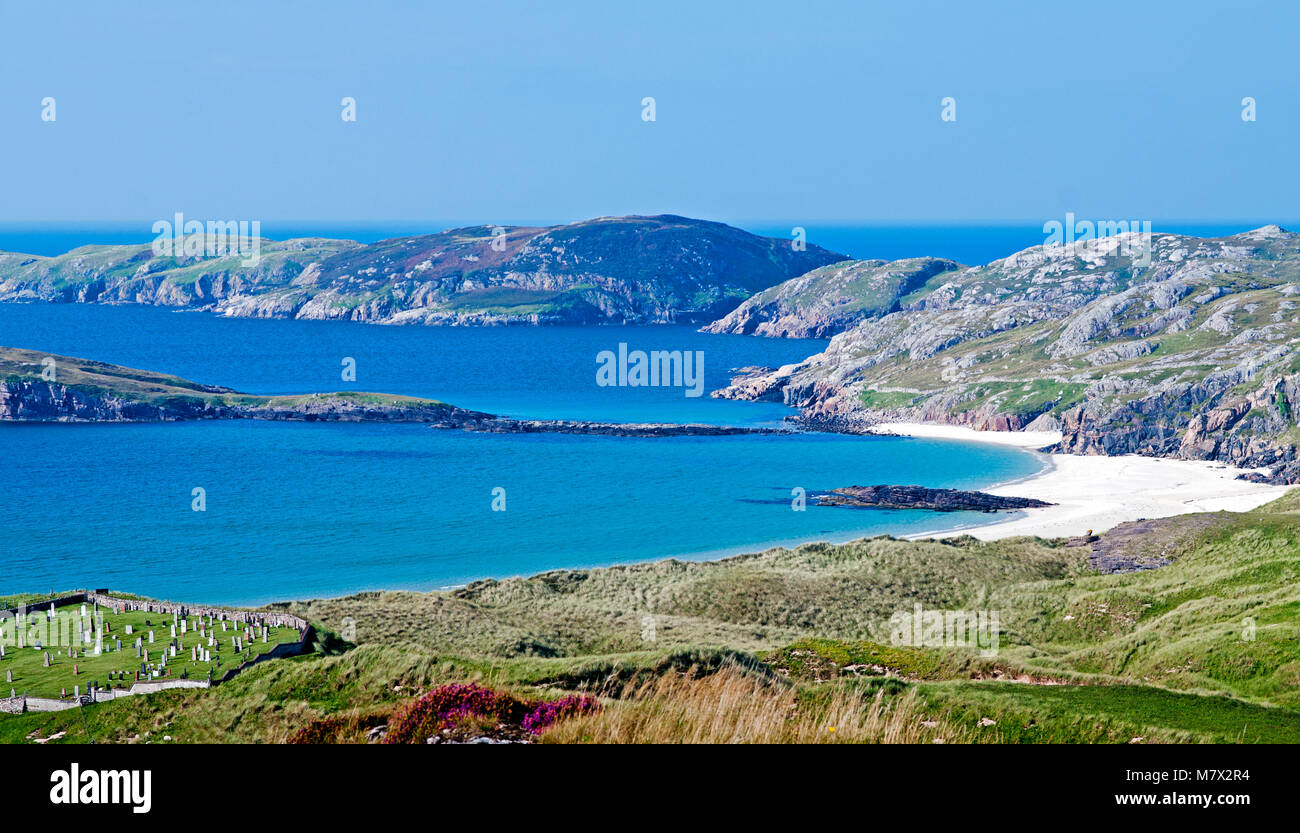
[0,346,779,437]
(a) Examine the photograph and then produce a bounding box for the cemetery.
[0,591,309,709]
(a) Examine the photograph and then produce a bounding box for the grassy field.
[3,495,1298,743]
[0,603,302,698]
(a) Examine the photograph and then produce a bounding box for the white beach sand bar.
[865,423,1295,541]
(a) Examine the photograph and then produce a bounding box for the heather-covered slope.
[0,215,845,326]
[713,226,1300,482]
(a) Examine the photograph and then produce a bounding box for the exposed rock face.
[710,365,792,402]
[1086,515,1232,574]
[711,226,1300,482]
[703,257,959,338]
[0,377,222,422]
[0,376,489,425]
[0,215,845,326]
[813,485,1053,512]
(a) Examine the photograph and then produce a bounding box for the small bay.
[0,297,1043,605]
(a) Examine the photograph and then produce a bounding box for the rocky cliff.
[711,226,1300,482]
[0,216,844,326]
[702,256,959,337]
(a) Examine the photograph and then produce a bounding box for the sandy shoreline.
[867,422,1294,540]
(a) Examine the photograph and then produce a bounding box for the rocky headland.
[707,226,1300,483]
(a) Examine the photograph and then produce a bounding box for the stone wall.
[0,593,93,620]
[1,590,314,714]
[84,591,309,632]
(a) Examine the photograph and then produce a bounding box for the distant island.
[0,215,844,326]
[6,220,1300,482]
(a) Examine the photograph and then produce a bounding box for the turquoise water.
[0,294,1044,607]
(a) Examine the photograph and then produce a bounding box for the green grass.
[275,535,1084,659]
[0,603,302,698]
[858,389,919,409]
[5,505,1300,743]
[917,681,1300,743]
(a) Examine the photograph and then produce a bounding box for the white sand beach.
[866,423,1295,540]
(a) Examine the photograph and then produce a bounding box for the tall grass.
[542,666,972,744]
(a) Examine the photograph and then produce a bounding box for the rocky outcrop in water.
[813,485,1053,512]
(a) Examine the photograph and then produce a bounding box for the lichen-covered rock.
[711,226,1300,481]
[703,257,958,338]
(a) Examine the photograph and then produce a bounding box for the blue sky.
[0,0,1295,224]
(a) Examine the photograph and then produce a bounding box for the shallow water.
[1,303,1043,605]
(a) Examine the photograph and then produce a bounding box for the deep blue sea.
[0,221,1087,605]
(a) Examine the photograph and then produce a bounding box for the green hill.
[0,215,845,326]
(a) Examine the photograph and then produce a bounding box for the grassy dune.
[6,495,1299,743]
